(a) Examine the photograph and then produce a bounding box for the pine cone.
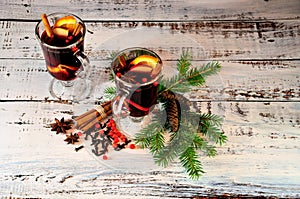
[165,98,180,132]
[160,90,189,132]
[160,90,190,110]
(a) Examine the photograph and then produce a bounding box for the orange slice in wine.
[61,23,77,32]
[47,65,68,76]
[53,15,77,28]
[52,27,69,39]
[59,64,79,71]
[129,62,153,74]
[130,55,159,69]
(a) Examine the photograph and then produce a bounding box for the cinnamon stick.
[74,101,112,131]
[81,109,112,132]
[41,13,54,38]
[72,23,83,36]
[75,101,111,125]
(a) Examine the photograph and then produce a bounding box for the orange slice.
[61,23,77,32]
[47,65,67,74]
[59,64,79,71]
[129,63,153,74]
[130,55,159,69]
[53,27,69,39]
[53,15,77,28]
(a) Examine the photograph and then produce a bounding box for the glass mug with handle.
[111,47,163,137]
[35,12,91,102]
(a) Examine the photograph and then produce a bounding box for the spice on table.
[64,133,80,144]
[50,117,73,134]
[74,100,112,132]
[75,145,84,152]
[102,154,108,160]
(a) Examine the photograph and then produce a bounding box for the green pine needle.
[160,61,221,94]
[190,135,216,157]
[179,147,204,180]
[153,123,196,167]
[177,51,192,76]
[103,86,116,100]
[198,113,226,145]
[135,118,165,150]
[149,129,165,154]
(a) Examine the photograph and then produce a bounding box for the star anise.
[64,133,80,144]
[50,117,73,134]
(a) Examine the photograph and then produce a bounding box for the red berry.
[102,155,108,160]
[129,144,136,149]
[77,131,83,137]
[99,129,105,135]
[121,137,126,142]
[71,46,78,52]
[112,143,118,148]
[95,123,101,129]
[153,81,159,87]
[116,72,122,78]
[113,134,118,139]
[142,77,148,83]
[108,132,114,136]
[116,131,121,137]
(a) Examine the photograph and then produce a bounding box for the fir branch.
[149,129,166,154]
[135,118,165,150]
[159,61,221,94]
[186,67,205,86]
[159,76,191,93]
[191,135,216,157]
[198,114,226,145]
[179,147,204,180]
[153,123,196,167]
[109,72,115,82]
[103,86,116,100]
[196,61,222,78]
[177,51,192,76]
[200,113,223,127]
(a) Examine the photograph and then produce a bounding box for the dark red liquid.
[41,30,84,81]
[114,58,160,117]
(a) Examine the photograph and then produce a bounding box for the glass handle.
[112,92,129,119]
[73,49,90,78]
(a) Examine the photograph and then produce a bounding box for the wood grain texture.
[0,20,300,60]
[0,101,299,198]
[0,60,299,102]
[0,0,299,198]
[0,0,299,20]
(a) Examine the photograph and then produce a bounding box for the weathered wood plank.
[0,20,299,60]
[0,1,299,198]
[0,59,299,102]
[0,101,299,198]
[0,0,299,20]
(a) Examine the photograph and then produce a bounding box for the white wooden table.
[0,1,299,198]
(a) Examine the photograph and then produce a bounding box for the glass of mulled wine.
[35,12,91,101]
[111,47,163,136]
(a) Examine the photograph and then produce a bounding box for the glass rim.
[111,47,163,87]
[35,12,86,50]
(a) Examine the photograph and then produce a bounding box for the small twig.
[75,145,84,152]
